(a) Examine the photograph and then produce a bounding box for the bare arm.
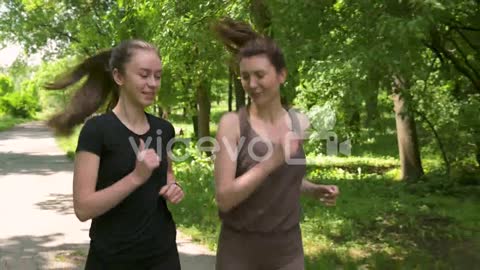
[73,139,158,221]
[300,178,318,196]
[166,155,176,184]
[301,178,340,206]
[214,113,281,213]
[73,152,142,222]
[159,155,185,204]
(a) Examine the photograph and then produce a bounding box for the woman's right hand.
[267,131,301,170]
[132,139,160,185]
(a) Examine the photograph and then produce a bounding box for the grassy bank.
[0,114,30,131]
[55,112,480,269]
[167,149,480,269]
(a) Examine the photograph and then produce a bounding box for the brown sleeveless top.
[219,106,307,233]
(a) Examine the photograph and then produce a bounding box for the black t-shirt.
[76,111,177,262]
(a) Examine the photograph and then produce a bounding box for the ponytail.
[213,18,259,55]
[45,50,116,135]
[213,18,286,73]
[45,39,158,136]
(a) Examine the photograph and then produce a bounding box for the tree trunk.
[196,81,210,139]
[365,86,379,127]
[234,76,245,111]
[192,115,198,138]
[392,75,424,181]
[345,81,361,133]
[162,106,169,119]
[157,106,164,119]
[349,110,361,133]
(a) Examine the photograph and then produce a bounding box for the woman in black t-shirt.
[46,40,184,269]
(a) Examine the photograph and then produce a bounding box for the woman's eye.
[140,74,148,78]
[256,73,265,79]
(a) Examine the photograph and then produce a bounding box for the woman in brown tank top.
[212,18,340,270]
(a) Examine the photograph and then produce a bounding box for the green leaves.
[1,0,478,168]
[0,74,14,96]
[0,80,40,118]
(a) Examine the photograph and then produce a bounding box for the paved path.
[0,122,215,269]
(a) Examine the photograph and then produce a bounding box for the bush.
[0,81,40,118]
[168,141,220,249]
[0,74,14,96]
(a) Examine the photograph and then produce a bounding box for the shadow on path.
[0,234,216,270]
[0,122,55,141]
[0,152,72,176]
[0,234,88,270]
[35,193,75,216]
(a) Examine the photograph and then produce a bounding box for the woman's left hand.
[312,185,339,206]
[159,182,184,204]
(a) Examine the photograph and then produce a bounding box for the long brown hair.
[45,39,158,136]
[213,18,286,73]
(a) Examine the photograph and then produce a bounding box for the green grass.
[351,129,399,158]
[56,126,81,160]
[169,155,480,269]
[54,249,87,264]
[0,114,30,131]
[53,106,480,269]
[301,167,480,269]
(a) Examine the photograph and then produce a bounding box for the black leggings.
[84,245,181,270]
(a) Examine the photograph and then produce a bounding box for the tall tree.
[392,75,424,180]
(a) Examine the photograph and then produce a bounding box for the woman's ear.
[112,68,124,86]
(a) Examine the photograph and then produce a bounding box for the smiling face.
[113,49,162,108]
[239,54,286,106]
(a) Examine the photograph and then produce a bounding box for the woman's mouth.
[251,92,263,98]
[142,92,155,99]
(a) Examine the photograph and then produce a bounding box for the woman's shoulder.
[217,111,242,140]
[146,113,173,127]
[86,111,114,122]
[219,110,241,126]
[145,113,176,137]
[76,113,113,148]
[81,112,113,129]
